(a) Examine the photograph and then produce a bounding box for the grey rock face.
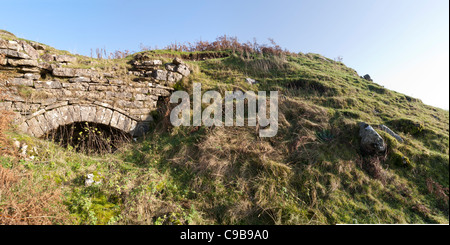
[359,122,386,154]
[379,124,404,143]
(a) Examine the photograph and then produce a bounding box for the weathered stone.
[21,42,39,60]
[79,106,91,121]
[30,42,46,51]
[0,40,20,51]
[379,125,404,143]
[69,77,91,83]
[27,117,44,137]
[18,67,40,73]
[9,78,34,87]
[101,109,113,125]
[43,110,61,130]
[22,73,41,80]
[108,79,124,85]
[152,70,167,81]
[142,60,162,66]
[245,78,259,85]
[134,94,153,101]
[58,106,74,125]
[45,101,68,110]
[359,122,386,154]
[7,58,38,67]
[55,55,76,63]
[110,111,121,128]
[52,67,76,77]
[167,71,183,84]
[116,114,127,131]
[172,57,184,65]
[175,64,190,76]
[0,48,30,59]
[34,80,62,89]
[41,53,55,62]
[165,63,176,72]
[95,107,107,124]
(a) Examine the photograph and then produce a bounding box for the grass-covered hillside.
[0,31,448,224]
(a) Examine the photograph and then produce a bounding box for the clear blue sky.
[1,0,448,109]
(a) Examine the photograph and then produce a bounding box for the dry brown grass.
[0,165,72,225]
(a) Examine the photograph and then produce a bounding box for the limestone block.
[175,64,190,76]
[152,70,167,81]
[7,58,38,67]
[101,108,113,125]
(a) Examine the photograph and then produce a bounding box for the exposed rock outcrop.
[359,122,386,155]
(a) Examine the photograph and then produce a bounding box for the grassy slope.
[0,35,448,224]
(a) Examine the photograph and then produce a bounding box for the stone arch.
[18,103,143,138]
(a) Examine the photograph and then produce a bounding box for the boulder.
[359,122,386,154]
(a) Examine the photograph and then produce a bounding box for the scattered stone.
[245,78,259,85]
[359,122,386,154]
[85,174,95,187]
[13,140,21,149]
[20,143,28,156]
[379,124,404,143]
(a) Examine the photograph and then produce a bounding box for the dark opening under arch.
[43,121,131,154]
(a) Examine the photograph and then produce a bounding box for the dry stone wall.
[0,37,191,137]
